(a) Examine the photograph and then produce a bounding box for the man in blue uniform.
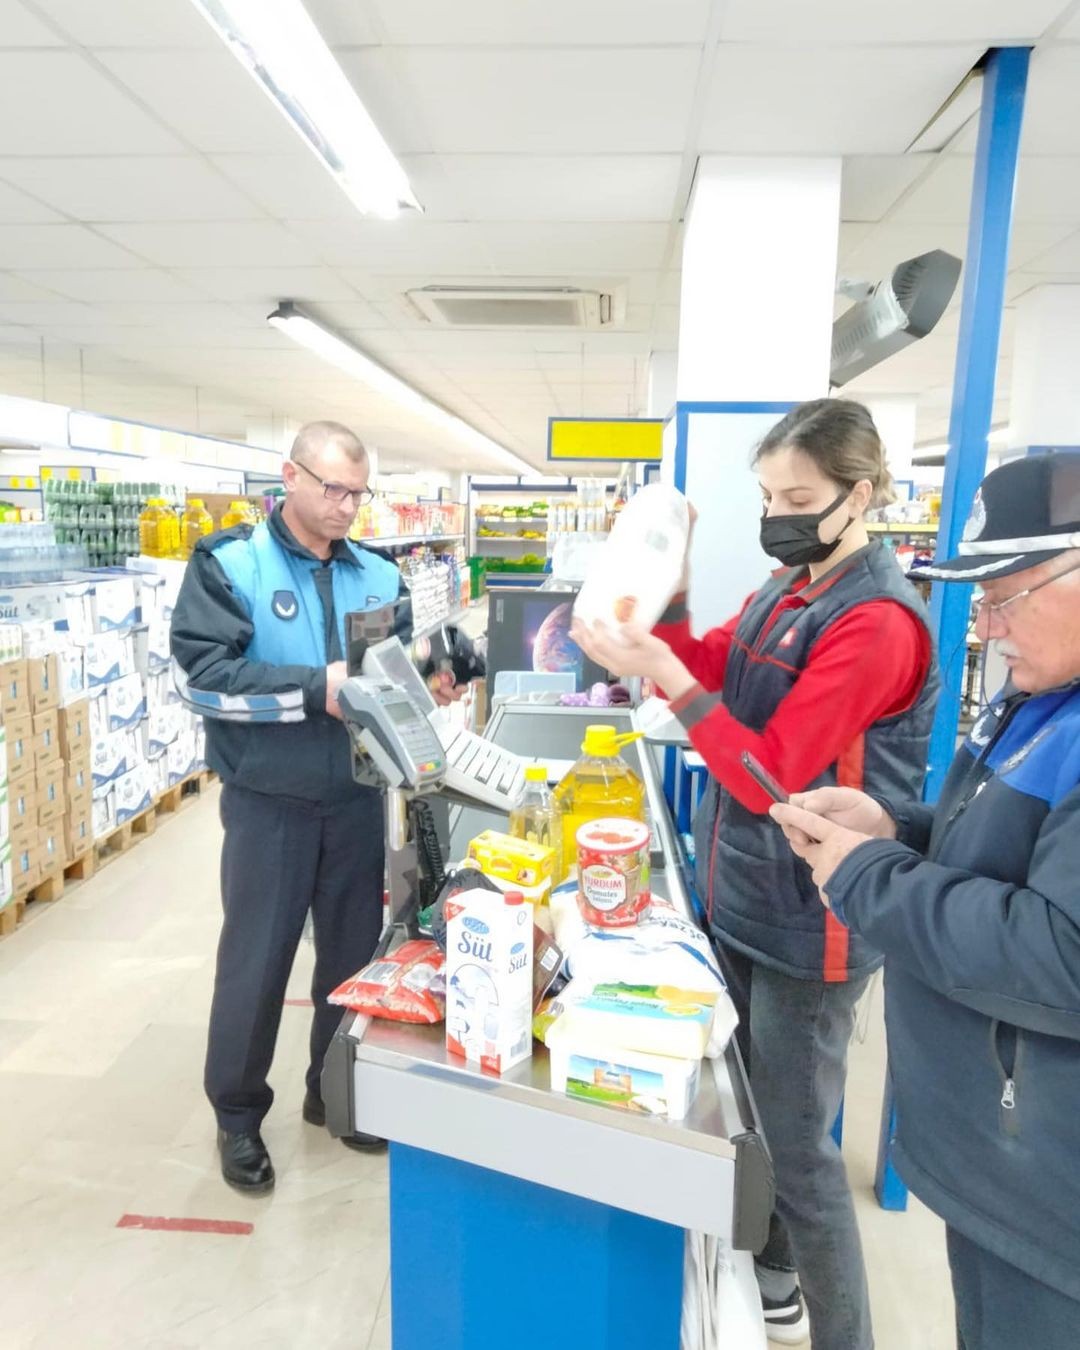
[172,420,441,1194]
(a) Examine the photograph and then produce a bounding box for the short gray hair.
[290,420,368,466]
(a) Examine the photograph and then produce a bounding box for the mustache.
[993,640,1021,659]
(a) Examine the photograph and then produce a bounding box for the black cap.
[919,452,1080,582]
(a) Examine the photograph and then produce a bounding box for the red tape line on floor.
[117,1214,254,1236]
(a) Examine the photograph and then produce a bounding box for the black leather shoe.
[217,1129,275,1194]
[301,1091,326,1127]
[303,1091,387,1152]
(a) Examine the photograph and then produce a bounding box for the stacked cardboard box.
[0,565,206,875]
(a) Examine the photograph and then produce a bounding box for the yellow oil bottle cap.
[581,724,644,757]
[524,765,548,782]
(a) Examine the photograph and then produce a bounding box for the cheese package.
[546,1015,700,1120]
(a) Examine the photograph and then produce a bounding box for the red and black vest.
[693,542,940,982]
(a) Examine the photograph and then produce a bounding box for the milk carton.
[445,889,534,1075]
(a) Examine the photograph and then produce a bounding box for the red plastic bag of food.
[328,940,445,1024]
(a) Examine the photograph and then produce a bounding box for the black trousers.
[205,782,385,1132]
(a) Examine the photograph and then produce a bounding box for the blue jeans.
[717,941,874,1350]
[948,1227,1080,1350]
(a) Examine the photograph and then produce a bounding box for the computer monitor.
[484,588,609,699]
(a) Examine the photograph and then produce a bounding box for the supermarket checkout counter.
[323,699,772,1350]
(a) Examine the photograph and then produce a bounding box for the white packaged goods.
[83,631,135,688]
[554,981,717,1061]
[0,623,22,661]
[132,572,168,622]
[106,673,146,732]
[546,1015,701,1120]
[0,580,93,644]
[0,841,12,911]
[59,648,86,705]
[126,557,185,619]
[0,783,9,841]
[167,731,197,785]
[92,790,116,838]
[446,889,534,1074]
[114,763,153,823]
[19,621,64,657]
[88,688,108,741]
[149,757,169,797]
[82,573,138,632]
[140,705,180,759]
[134,619,170,676]
[91,731,135,797]
[145,668,180,709]
[573,484,689,635]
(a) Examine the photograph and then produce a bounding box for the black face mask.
[759,489,854,567]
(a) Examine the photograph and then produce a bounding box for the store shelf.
[867,522,938,534]
[473,535,548,544]
[411,600,484,641]
[476,517,548,525]
[356,533,466,549]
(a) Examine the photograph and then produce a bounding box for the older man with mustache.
[771,452,1080,1350]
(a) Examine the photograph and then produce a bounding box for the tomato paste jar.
[575,817,651,927]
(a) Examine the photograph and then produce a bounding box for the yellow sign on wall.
[547,417,663,463]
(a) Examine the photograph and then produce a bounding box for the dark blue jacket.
[694,542,938,982]
[828,681,1080,1300]
[170,505,406,802]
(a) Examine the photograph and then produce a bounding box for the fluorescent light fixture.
[268,303,535,477]
[189,0,420,219]
[907,69,983,154]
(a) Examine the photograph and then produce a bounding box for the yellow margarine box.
[466,830,555,892]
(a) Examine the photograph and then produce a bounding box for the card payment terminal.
[338,677,446,793]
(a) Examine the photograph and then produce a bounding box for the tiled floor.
[0,783,954,1349]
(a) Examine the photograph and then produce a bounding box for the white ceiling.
[0,1,1075,469]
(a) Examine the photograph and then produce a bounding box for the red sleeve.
[670,600,932,814]
[652,591,756,694]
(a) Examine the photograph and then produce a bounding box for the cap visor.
[911,548,1067,582]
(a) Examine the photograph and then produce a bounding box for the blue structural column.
[874,46,1031,1212]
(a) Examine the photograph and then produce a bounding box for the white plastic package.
[573,484,690,636]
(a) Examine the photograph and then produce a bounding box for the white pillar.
[862,395,919,490]
[1010,285,1080,448]
[676,156,841,402]
[673,157,842,629]
[647,350,678,419]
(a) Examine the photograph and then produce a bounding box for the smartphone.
[740,750,790,804]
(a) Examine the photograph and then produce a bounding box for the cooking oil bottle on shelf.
[138,498,179,558]
[508,765,564,887]
[181,498,213,558]
[551,725,646,878]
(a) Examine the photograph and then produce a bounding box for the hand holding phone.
[741,750,790,805]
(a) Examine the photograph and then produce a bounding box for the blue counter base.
[389,1142,684,1350]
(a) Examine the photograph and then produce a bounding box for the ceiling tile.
[0,156,265,223]
[93,222,320,268]
[367,0,712,45]
[339,48,702,154]
[31,0,220,46]
[174,267,363,305]
[0,52,183,154]
[720,0,1063,41]
[0,179,63,223]
[405,154,683,223]
[209,153,359,222]
[842,155,935,222]
[97,50,298,154]
[0,0,66,45]
[1021,47,1080,154]
[0,224,144,269]
[700,45,983,154]
[16,268,208,303]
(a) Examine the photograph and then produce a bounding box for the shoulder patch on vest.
[271,589,299,621]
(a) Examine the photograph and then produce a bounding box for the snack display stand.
[324,705,773,1350]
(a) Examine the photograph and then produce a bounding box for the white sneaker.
[762,1285,810,1345]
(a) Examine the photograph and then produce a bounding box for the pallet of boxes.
[0,561,207,931]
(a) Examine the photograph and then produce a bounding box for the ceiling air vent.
[405,286,620,329]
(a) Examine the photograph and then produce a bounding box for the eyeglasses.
[294,459,375,507]
[974,556,1080,618]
